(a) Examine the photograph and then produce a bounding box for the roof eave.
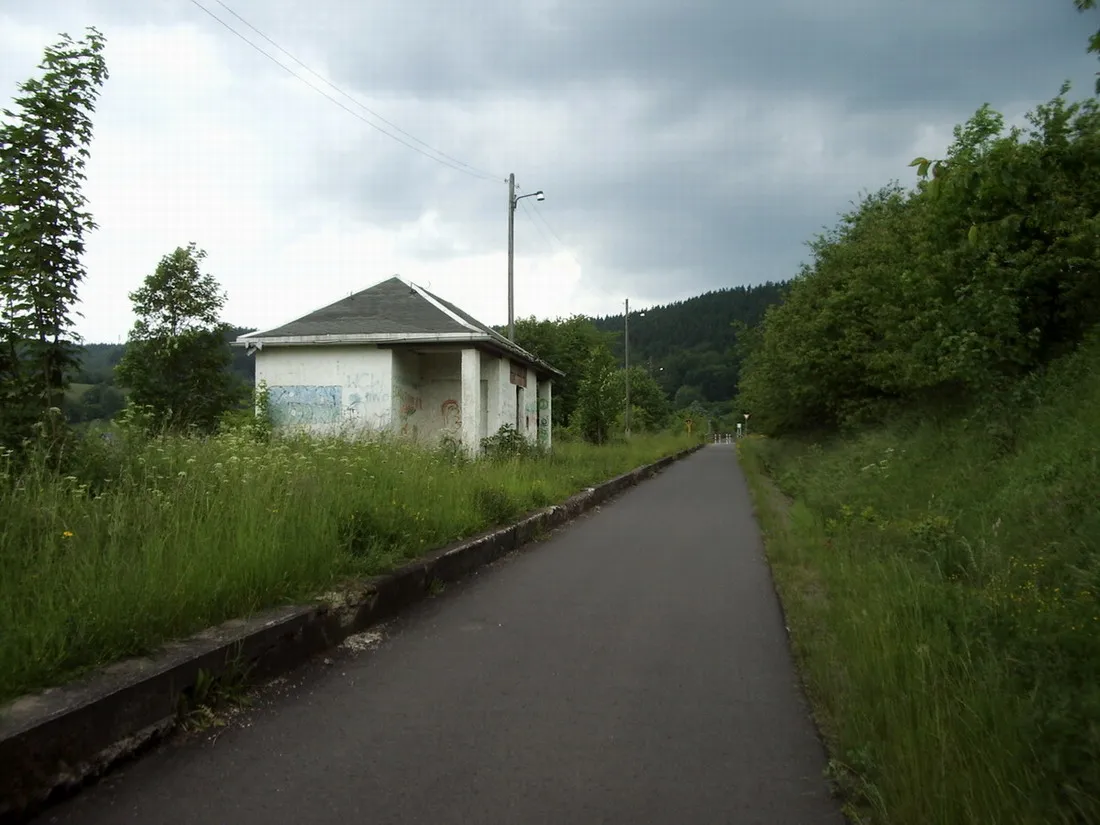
[479,339,565,378]
[233,331,564,378]
[233,332,484,347]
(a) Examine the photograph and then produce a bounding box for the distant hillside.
[65,284,787,424]
[73,326,256,385]
[591,283,785,405]
[65,326,256,423]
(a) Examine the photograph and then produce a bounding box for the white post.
[487,358,505,437]
[461,348,482,455]
[525,367,537,442]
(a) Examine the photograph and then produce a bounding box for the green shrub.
[480,424,541,461]
[738,332,1100,824]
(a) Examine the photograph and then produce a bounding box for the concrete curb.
[0,443,704,823]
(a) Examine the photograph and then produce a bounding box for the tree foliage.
[116,244,244,432]
[572,344,619,444]
[63,382,126,424]
[0,28,108,448]
[127,243,225,339]
[610,366,670,432]
[510,314,614,426]
[510,288,784,437]
[591,284,784,406]
[739,83,1100,434]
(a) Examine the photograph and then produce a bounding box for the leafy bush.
[480,424,541,461]
[739,89,1100,435]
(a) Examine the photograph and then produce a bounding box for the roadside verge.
[0,443,702,823]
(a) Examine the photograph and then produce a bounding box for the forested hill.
[74,327,256,386]
[63,327,256,423]
[592,282,786,405]
[69,283,786,423]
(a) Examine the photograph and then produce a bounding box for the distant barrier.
[712,421,748,443]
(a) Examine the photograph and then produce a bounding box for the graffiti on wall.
[537,395,550,443]
[345,371,390,405]
[399,391,422,438]
[441,399,461,430]
[268,385,342,427]
[345,371,391,424]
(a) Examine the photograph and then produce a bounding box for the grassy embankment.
[0,430,697,704]
[737,334,1100,825]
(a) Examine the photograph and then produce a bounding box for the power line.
[211,0,503,182]
[516,187,582,269]
[529,203,570,251]
[515,183,571,249]
[187,0,504,183]
[518,198,554,252]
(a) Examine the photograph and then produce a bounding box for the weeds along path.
[31,445,841,825]
[0,434,692,703]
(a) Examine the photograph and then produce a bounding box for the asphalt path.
[36,445,842,825]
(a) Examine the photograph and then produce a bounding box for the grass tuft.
[737,334,1100,825]
[0,430,696,704]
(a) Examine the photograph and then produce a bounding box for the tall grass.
[0,429,695,704]
[737,333,1100,825]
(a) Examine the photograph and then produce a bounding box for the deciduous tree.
[116,244,243,432]
[511,314,614,426]
[609,366,670,432]
[572,344,618,444]
[738,83,1100,434]
[0,28,108,448]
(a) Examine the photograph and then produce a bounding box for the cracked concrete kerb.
[0,444,703,823]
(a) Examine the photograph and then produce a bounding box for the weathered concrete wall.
[483,356,505,438]
[460,349,482,455]
[523,366,538,442]
[479,352,496,443]
[256,345,550,451]
[391,349,424,442]
[537,379,552,448]
[256,346,393,436]
[501,359,519,434]
[419,352,462,444]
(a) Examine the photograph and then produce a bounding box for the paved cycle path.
[37,445,842,825]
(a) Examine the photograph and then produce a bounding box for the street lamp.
[507,173,545,340]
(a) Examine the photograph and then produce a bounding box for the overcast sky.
[1,0,1095,343]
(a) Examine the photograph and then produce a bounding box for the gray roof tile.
[245,277,470,338]
[239,276,563,376]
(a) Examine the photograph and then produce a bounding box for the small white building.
[234,276,562,454]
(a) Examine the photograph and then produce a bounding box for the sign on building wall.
[509,362,527,387]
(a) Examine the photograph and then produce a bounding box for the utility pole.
[624,298,631,437]
[506,174,545,340]
[507,173,515,340]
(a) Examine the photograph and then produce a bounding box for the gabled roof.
[235,276,562,377]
